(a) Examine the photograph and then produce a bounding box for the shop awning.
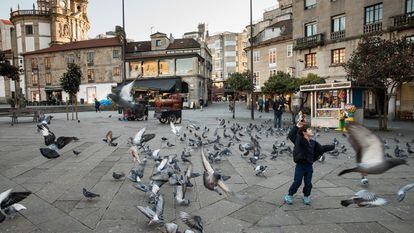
[44,86,62,91]
[132,78,181,92]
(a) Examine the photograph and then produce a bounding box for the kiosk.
[300,81,364,128]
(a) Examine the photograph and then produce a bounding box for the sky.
[1,0,277,41]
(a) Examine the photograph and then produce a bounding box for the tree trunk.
[75,94,78,120]
[14,79,21,109]
[383,92,389,131]
[66,97,69,120]
[232,93,237,119]
[71,94,74,120]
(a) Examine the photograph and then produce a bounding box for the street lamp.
[250,0,254,120]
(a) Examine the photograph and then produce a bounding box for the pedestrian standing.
[258,98,264,112]
[284,120,335,205]
[94,98,101,112]
[265,99,270,113]
[272,95,284,128]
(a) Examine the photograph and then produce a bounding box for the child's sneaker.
[284,195,293,205]
[303,196,311,205]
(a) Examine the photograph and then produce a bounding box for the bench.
[9,110,40,126]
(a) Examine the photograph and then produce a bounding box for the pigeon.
[128,161,147,182]
[112,172,125,180]
[179,211,203,233]
[73,150,81,156]
[0,189,31,223]
[164,223,180,233]
[201,146,232,196]
[107,81,135,108]
[341,190,387,207]
[38,124,79,159]
[128,145,142,163]
[167,142,175,147]
[394,137,400,143]
[170,121,182,136]
[397,183,414,202]
[82,188,100,199]
[338,122,407,176]
[255,165,267,176]
[37,115,53,131]
[136,194,165,226]
[103,131,119,147]
[174,183,190,206]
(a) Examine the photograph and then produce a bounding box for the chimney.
[169,33,174,44]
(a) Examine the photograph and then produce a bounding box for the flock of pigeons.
[0,112,413,232]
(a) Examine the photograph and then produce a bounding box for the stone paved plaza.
[0,103,413,233]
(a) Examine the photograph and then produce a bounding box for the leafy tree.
[343,36,414,130]
[0,53,23,108]
[262,71,325,124]
[60,63,82,120]
[226,72,253,119]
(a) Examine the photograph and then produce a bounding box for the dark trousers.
[288,163,313,197]
[259,105,263,112]
[274,112,282,128]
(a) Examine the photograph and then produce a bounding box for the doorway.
[86,86,96,103]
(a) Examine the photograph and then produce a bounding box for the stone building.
[8,0,90,100]
[245,0,294,97]
[125,32,212,107]
[206,31,248,99]
[0,19,14,103]
[22,37,122,103]
[292,0,414,119]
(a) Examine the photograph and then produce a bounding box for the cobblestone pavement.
[0,103,413,233]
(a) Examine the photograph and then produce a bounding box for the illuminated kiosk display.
[299,81,364,128]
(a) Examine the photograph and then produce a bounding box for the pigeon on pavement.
[82,188,100,199]
[112,172,125,180]
[338,122,407,176]
[170,121,182,136]
[341,190,387,207]
[179,211,203,233]
[103,131,119,147]
[397,183,414,202]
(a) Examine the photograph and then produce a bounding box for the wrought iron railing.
[294,33,324,50]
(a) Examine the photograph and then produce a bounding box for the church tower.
[49,0,90,44]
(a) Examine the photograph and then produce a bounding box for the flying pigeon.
[128,145,142,163]
[38,124,79,159]
[170,121,182,136]
[201,146,232,196]
[103,131,119,147]
[397,183,414,202]
[179,211,203,233]
[128,161,147,182]
[174,183,190,206]
[0,189,31,223]
[82,188,100,199]
[338,122,407,176]
[341,190,387,207]
[107,81,135,108]
[137,194,164,226]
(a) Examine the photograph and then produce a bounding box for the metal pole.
[250,0,254,120]
[122,0,127,83]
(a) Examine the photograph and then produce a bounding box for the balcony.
[294,33,324,50]
[363,22,382,34]
[391,13,414,30]
[10,10,50,18]
[330,30,345,40]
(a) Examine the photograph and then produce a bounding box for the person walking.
[284,120,335,205]
[258,98,264,112]
[94,98,101,113]
[265,99,270,113]
[272,95,284,128]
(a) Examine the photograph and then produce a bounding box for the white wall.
[0,77,5,98]
[39,37,51,49]
[38,22,51,36]
[16,23,21,37]
[17,38,22,54]
[25,37,35,52]
[62,83,117,104]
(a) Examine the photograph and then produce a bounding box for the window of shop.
[176,58,194,75]
[316,89,347,117]
[159,59,175,75]
[331,48,346,65]
[143,60,158,77]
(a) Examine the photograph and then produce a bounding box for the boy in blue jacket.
[284,120,335,205]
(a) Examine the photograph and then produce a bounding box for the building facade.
[292,0,414,119]
[125,33,212,107]
[8,0,90,100]
[206,31,248,99]
[0,19,14,103]
[246,0,294,95]
[22,37,122,104]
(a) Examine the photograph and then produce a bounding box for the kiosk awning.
[133,78,181,92]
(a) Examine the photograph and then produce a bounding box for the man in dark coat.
[272,95,284,128]
[284,120,335,205]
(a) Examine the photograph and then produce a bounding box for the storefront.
[300,81,365,128]
[45,86,62,105]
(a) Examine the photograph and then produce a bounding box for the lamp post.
[121,0,127,83]
[250,0,254,120]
